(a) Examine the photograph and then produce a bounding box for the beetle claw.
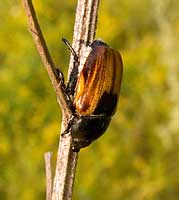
[61,115,76,137]
[72,145,80,152]
[56,68,66,91]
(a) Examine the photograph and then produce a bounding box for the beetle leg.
[61,115,82,152]
[62,38,79,97]
[72,142,80,152]
[82,114,107,119]
[66,61,78,97]
[56,68,66,92]
[62,38,79,63]
[55,67,74,110]
[61,115,76,136]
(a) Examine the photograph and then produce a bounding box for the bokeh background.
[0,0,179,199]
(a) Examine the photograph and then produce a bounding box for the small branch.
[22,0,71,117]
[68,0,100,77]
[52,136,77,200]
[44,152,53,200]
[63,151,78,199]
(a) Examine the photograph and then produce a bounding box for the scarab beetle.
[61,38,123,152]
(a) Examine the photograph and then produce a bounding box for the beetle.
[61,38,123,152]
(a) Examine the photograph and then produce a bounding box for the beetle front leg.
[62,38,79,97]
[56,68,66,92]
[61,115,76,136]
[56,67,74,110]
[61,115,81,152]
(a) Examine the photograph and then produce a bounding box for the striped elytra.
[73,41,123,117]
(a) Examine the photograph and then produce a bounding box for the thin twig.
[68,0,100,77]
[22,0,71,117]
[44,152,53,200]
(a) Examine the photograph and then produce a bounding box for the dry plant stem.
[22,0,100,199]
[53,0,100,199]
[63,151,78,199]
[44,152,53,200]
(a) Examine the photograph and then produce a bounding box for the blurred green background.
[0,0,179,199]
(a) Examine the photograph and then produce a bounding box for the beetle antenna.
[62,38,79,63]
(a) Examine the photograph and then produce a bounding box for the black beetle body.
[71,116,111,151]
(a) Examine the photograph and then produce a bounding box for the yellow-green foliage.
[0,0,179,199]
